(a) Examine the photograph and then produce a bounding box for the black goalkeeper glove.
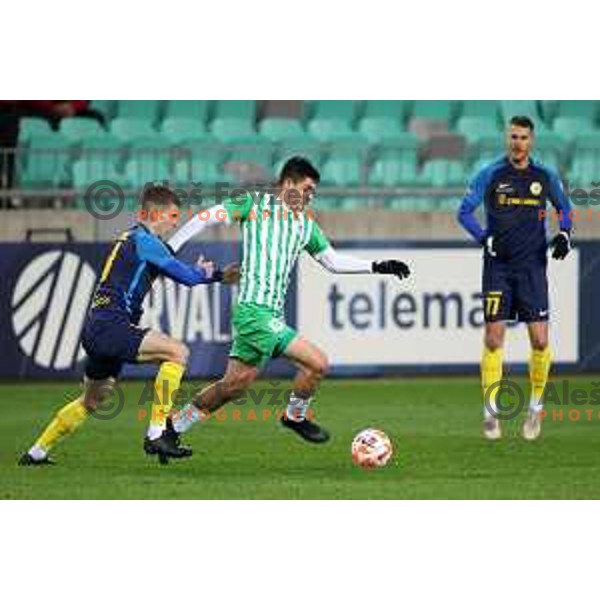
[550,230,572,260]
[372,260,411,280]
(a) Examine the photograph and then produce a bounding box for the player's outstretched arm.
[314,247,410,280]
[167,204,230,253]
[138,231,223,286]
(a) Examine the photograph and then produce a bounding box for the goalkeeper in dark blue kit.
[457,115,573,441]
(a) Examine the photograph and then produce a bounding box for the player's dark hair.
[278,156,320,185]
[140,185,180,209]
[510,115,535,132]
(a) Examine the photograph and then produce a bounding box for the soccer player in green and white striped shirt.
[168,157,411,444]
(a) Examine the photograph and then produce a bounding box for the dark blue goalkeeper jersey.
[89,223,219,325]
[458,156,572,264]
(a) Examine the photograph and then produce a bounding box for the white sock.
[529,396,543,415]
[286,394,312,422]
[146,424,164,441]
[173,403,203,434]
[483,400,497,420]
[28,445,47,460]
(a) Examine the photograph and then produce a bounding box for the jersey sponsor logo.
[11,251,96,370]
[530,181,543,196]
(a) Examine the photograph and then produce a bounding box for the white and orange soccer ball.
[351,428,393,469]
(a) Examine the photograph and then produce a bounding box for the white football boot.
[482,417,502,441]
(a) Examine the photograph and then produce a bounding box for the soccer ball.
[351,428,393,469]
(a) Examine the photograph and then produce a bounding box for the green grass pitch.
[2,376,600,499]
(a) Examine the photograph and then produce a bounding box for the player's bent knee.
[83,378,116,411]
[169,342,189,366]
[313,353,330,379]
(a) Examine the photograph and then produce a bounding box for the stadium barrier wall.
[0,241,597,380]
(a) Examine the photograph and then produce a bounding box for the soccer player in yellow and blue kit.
[19,186,238,465]
[458,116,572,441]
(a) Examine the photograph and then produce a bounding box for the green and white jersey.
[223,193,330,314]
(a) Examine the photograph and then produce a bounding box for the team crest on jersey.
[530,181,543,196]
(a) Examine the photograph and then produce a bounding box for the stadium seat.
[469,134,504,161]
[412,100,455,122]
[386,197,437,211]
[539,100,560,125]
[456,116,499,143]
[553,117,590,141]
[369,159,419,187]
[569,155,597,186]
[375,133,419,161]
[160,117,208,143]
[19,134,72,188]
[19,118,53,142]
[276,136,322,167]
[362,100,410,122]
[111,118,157,141]
[227,139,274,170]
[534,132,565,169]
[77,134,125,168]
[419,159,466,187]
[164,100,210,122]
[460,100,499,119]
[116,100,161,123]
[124,158,171,188]
[71,158,123,190]
[90,100,118,120]
[320,157,363,186]
[60,118,106,143]
[259,118,305,142]
[335,197,368,212]
[499,100,540,123]
[311,101,358,123]
[556,100,597,122]
[358,117,404,142]
[307,118,353,142]
[213,100,256,121]
[175,157,224,186]
[211,118,256,141]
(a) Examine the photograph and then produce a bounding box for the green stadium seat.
[164,100,210,122]
[358,117,404,142]
[78,134,125,168]
[60,118,106,143]
[556,100,597,122]
[90,100,117,120]
[71,159,122,190]
[178,138,225,164]
[569,156,597,186]
[19,118,53,142]
[553,117,590,141]
[335,197,367,211]
[499,100,540,124]
[276,136,322,166]
[370,159,419,187]
[470,134,504,161]
[211,118,255,141]
[412,100,454,122]
[539,100,560,125]
[386,197,436,211]
[19,134,72,187]
[213,100,256,121]
[307,118,353,141]
[124,158,171,188]
[534,132,565,169]
[116,100,161,122]
[419,159,466,187]
[363,100,410,122]
[460,101,499,119]
[311,101,358,123]
[161,118,207,144]
[227,139,274,169]
[435,197,463,212]
[111,118,157,141]
[456,117,499,143]
[572,131,600,153]
[376,133,419,161]
[259,118,305,142]
[173,157,228,187]
[320,157,362,186]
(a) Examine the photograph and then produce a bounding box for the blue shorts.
[482,257,549,323]
[80,311,149,380]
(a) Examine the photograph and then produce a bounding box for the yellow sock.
[529,347,552,410]
[481,347,503,418]
[33,397,88,453]
[149,361,185,437]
